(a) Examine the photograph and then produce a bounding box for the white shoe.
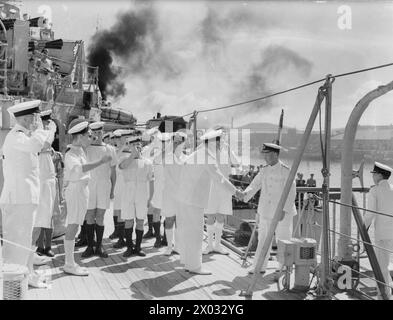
[63,264,89,276]
[213,244,229,255]
[164,247,172,256]
[189,268,212,275]
[33,253,50,266]
[28,273,47,288]
[203,246,214,255]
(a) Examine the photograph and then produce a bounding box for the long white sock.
[166,228,174,250]
[214,222,224,249]
[27,251,35,274]
[206,224,214,249]
[64,240,76,267]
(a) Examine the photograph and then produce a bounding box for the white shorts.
[205,184,233,215]
[151,190,162,209]
[120,200,148,220]
[113,172,124,211]
[205,197,233,215]
[35,179,57,228]
[87,179,111,210]
[161,195,180,218]
[65,181,89,225]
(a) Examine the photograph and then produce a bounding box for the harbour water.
[250,158,375,188]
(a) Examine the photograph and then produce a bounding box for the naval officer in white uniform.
[204,127,242,255]
[83,121,117,259]
[34,110,57,258]
[241,142,296,275]
[110,129,133,248]
[161,131,188,256]
[119,136,154,257]
[0,100,56,287]
[62,119,112,276]
[176,129,241,275]
[141,127,160,240]
[365,162,393,300]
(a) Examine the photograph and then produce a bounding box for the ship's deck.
[27,234,360,300]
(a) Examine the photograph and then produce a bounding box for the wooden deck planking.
[24,233,359,300]
[148,249,208,300]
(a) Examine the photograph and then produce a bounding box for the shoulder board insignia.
[280,163,290,169]
[16,130,24,133]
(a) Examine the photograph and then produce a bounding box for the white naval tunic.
[177,145,237,271]
[0,124,52,267]
[243,160,296,271]
[365,180,393,298]
[64,146,90,225]
[161,143,186,218]
[113,148,128,211]
[85,143,117,210]
[35,147,57,228]
[205,144,240,215]
[120,157,154,220]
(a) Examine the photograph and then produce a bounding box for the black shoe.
[95,245,109,258]
[143,229,154,239]
[109,230,118,240]
[109,216,119,239]
[154,238,162,248]
[134,249,146,257]
[44,248,55,257]
[81,246,95,258]
[113,238,126,249]
[161,236,168,247]
[123,247,134,258]
[75,238,87,247]
[36,247,45,256]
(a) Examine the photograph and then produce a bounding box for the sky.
[17,0,393,130]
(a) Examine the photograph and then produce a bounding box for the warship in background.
[0,1,137,237]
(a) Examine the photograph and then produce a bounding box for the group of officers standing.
[0,99,391,298]
[0,99,298,287]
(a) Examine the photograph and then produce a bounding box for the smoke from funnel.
[87,2,314,128]
[87,5,160,100]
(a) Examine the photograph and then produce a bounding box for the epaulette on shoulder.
[280,162,290,169]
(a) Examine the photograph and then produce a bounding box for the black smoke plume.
[235,45,313,114]
[87,5,159,100]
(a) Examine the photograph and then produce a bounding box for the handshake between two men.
[235,189,246,202]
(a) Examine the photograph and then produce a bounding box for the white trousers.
[1,204,37,268]
[177,202,204,271]
[254,214,293,271]
[375,239,393,298]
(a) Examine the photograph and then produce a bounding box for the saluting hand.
[47,119,57,132]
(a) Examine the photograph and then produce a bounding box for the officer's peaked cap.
[68,118,89,135]
[89,121,105,131]
[261,142,286,153]
[371,162,393,175]
[8,100,41,117]
[40,109,52,120]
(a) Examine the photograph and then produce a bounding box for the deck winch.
[277,237,317,291]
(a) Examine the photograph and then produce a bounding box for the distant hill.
[237,122,292,132]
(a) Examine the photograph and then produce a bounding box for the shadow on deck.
[23,194,370,300]
[27,235,318,300]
